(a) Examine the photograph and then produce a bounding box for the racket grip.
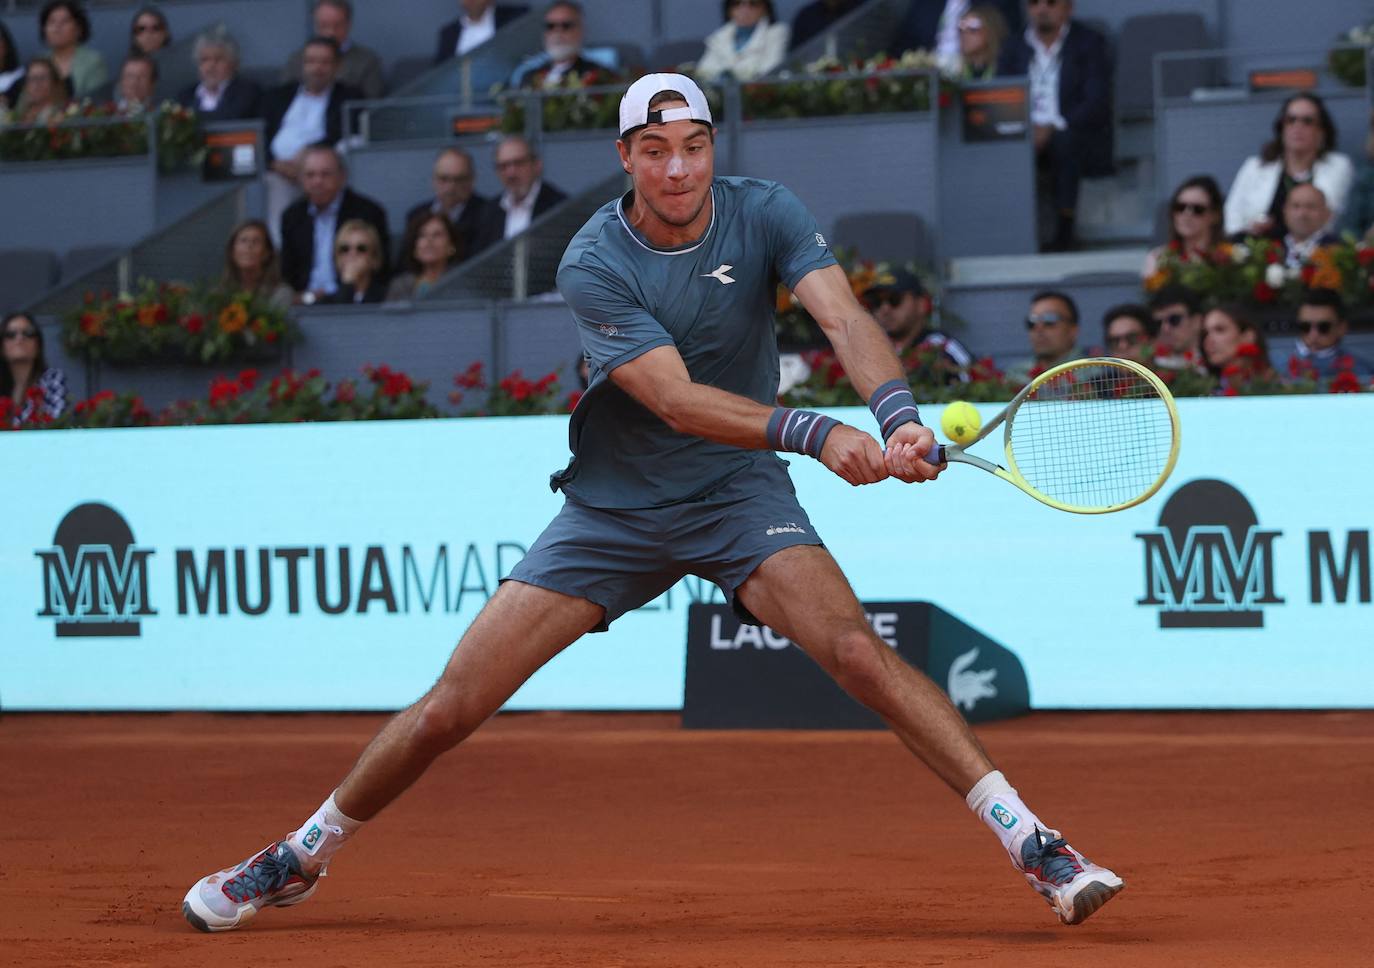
[926,444,945,464]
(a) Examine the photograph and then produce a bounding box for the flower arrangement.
[742,51,940,122]
[499,68,624,134]
[449,361,575,415]
[1329,23,1373,88]
[0,100,202,169]
[63,279,296,365]
[1144,237,1374,309]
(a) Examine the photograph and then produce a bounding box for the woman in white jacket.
[1224,93,1353,238]
[694,0,790,83]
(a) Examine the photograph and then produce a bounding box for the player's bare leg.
[736,544,1124,924]
[182,581,603,932]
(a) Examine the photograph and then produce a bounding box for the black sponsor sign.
[683,601,1028,729]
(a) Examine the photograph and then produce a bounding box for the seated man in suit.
[511,1,611,87]
[285,1,384,100]
[436,0,530,64]
[280,144,391,302]
[998,0,1112,252]
[1277,183,1339,268]
[115,54,157,113]
[494,134,567,239]
[179,27,260,121]
[261,36,362,242]
[405,147,505,264]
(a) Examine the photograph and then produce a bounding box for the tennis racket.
[926,357,1180,514]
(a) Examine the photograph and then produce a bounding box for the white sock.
[965,770,1045,860]
[287,790,363,872]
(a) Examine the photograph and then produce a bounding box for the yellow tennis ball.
[940,401,981,445]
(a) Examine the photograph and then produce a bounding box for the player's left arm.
[791,264,941,483]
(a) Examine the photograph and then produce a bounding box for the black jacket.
[323,279,389,304]
[177,76,261,122]
[496,182,568,238]
[435,4,529,64]
[260,80,363,164]
[280,188,391,293]
[404,194,505,263]
[998,21,1113,176]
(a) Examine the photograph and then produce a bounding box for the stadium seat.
[1115,13,1214,120]
[62,246,122,283]
[649,40,705,72]
[829,212,934,267]
[0,249,61,311]
[387,56,433,94]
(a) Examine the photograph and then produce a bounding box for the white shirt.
[270,85,330,163]
[457,6,497,56]
[935,0,969,71]
[308,192,343,294]
[1026,25,1068,130]
[194,81,225,112]
[501,179,541,238]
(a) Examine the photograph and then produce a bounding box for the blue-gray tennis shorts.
[504,458,824,630]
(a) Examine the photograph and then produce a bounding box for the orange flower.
[1311,266,1343,290]
[218,302,249,334]
[137,304,160,327]
[1144,270,1170,292]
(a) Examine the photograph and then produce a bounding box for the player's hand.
[819,425,889,486]
[884,422,942,483]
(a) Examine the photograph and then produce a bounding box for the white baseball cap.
[618,72,713,138]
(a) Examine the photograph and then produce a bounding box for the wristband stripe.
[868,378,922,442]
[769,406,839,460]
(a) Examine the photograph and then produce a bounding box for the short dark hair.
[302,142,345,170]
[401,211,465,274]
[1148,283,1202,315]
[303,35,341,58]
[315,0,353,19]
[720,0,775,20]
[122,52,159,83]
[39,1,91,46]
[0,312,49,400]
[1030,289,1078,326]
[1167,175,1225,249]
[0,21,20,73]
[129,5,171,56]
[1300,287,1345,320]
[1102,303,1156,339]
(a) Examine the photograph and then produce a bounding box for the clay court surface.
[3,711,1371,967]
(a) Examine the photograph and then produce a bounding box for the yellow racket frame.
[938,357,1181,514]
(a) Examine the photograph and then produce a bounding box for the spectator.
[386,212,463,301]
[179,27,260,122]
[222,219,295,309]
[1143,175,1225,281]
[1341,109,1374,241]
[1100,304,1154,365]
[952,6,1008,81]
[1278,183,1338,268]
[261,37,362,243]
[1148,284,1204,373]
[998,0,1112,253]
[0,22,27,110]
[789,0,861,52]
[2,312,67,426]
[863,268,973,381]
[115,53,157,113]
[494,135,567,239]
[1224,93,1353,239]
[695,0,790,83]
[1202,304,1273,391]
[1285,288,1372,383]
[40,1,106,98]
[1009,289,1083,381]
[10,57,68,124]
[512,2,608,88]
[895,0,1020,70]
[436,0,530,64]
[279,144,390,301]
[128,5,171,57]
[404,147,504,263]
[325,219,389,304]
[285,1,384,101]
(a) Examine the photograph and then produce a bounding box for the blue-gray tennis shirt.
[552,176,838,509]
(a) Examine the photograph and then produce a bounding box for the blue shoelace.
[223,846,299,903]
[1024,828,1083,886]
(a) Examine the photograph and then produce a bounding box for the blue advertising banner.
[3,396,1370,710]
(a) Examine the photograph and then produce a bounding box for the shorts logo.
[598,324,619,337]
[766,523,807,536]
[301,823,324,853]
[990,803,1018,830]
[815,233,827,247]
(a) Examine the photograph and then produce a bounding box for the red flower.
[1300,265,1316,285]
[1253,282,1276,303]
[1265,248,1280,264]
[181,313,204,334]
[1330,371,1362,393]
[937,90,952,109]
[1222,385,1238,396]
[335,380,357,404]
[454,361,485,390]
[1336,354,1355,372]
[1235,342,1260,359]
[208,377,240,406]
[1221,363,1241,378]
[567,390,584,410]
[1358,247,1374,267]
[238,369,259,390]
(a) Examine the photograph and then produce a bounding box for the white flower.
[1286,264,1303,281]
[1231,244,1250,264]
[1265,263,1287,288]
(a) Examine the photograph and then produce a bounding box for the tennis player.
[182,73,1123,932]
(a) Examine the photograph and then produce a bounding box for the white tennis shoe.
[182,840,320,932]
[1016,826,1124,925]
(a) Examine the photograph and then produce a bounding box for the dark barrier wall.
[4,157,157,258]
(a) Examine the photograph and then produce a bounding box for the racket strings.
[1008,366,1175,511]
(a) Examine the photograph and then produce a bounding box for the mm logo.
[36,503,156,637]
[1136,479,1282,629]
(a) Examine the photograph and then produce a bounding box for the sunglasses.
[544,19,577,31]
[336,243,370,255]
[1297,320,1334,335]
[1284,113,1319,127]
[134,22,165,33]
[730,0,764,6]
[866,292,906,309]
[1025,312,1065,329]
[1154,311,1189,328]
[1172,201,1210,216]
[1028,0,1058,7]
[957,19,985,32]
[3,327,38,340]
[1107,332,1145,348]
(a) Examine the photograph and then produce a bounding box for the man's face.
[1296,304,1345,353]
[301,151,344,206]
[543,3,584,61]
[1105,314,1150,363]
[616,115,715,230]
[313,3,351,45]
[301,43,339,93]
[433,152,476,209]
[120,61,154,104]
[1026,297,1078,361]
[1152,302,1201,355]
[1283,186,1329,241]
[1027,0,1071,36]
[868,289,927,344]
[495,140,541,199]
[197,44,234,88]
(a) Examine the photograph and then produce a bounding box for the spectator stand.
[784,0,902,68]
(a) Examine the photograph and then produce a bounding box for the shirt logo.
[815,233,827,247]
[598,324,619,336]
[701,264,735,285]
